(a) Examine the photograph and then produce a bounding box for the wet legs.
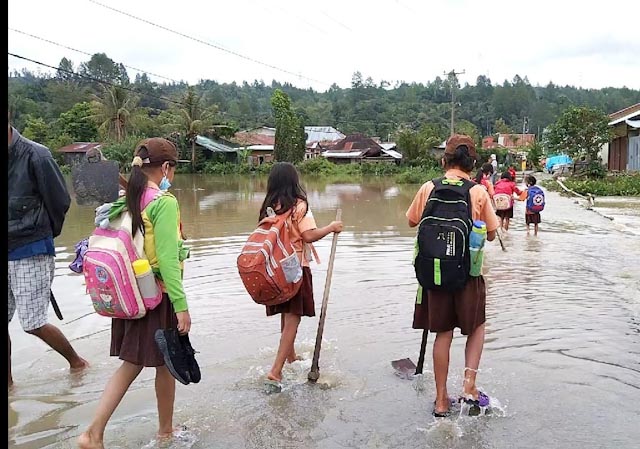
[268,313,301,382]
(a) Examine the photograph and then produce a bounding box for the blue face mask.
[159,175,171,191]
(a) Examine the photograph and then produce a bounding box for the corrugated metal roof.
[322,151,365,158]
[328,134,383,157]
[304,126,345,144]
[239,144,274,151]
[608,103,640,122]
[380,148,403,159]
[56,142,102,153]
[195,135,238,153]
[609,107,640,126]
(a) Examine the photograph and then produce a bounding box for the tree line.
[8,52,640,170]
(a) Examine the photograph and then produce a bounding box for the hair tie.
[131,156,143,167]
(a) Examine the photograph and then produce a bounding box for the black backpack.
[414,177,474,292]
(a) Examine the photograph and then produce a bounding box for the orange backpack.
[237,207,303,306]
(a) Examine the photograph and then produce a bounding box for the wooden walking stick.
[308,209,342,383]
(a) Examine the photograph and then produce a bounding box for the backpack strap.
[141,188,164,211]
[423,177,474,219]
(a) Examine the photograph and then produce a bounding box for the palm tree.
[90,85,140,142]
[167,87,217,170]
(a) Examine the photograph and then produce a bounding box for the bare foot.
[77,431,104,449]
[434,395,451,415]
[157,425,187,440]
[462,386,479,401]
[267,371,282,382]
[286,354,303,364]
[70,358,90,371]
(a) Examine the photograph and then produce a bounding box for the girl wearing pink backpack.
[79,138,194,449]
[493,171,525,231]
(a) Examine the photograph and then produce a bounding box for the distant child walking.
[508,165,517,184]
[259,162,343,385]
[493,171,524,231]
[474,162,495,198]
[524,175,545,236]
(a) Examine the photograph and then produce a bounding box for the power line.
[8,28,181,84]
[8,52,188,107]
[86,0,330,87]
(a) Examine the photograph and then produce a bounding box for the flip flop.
[264,379,282,394]
[459,390,490,407]
[432,397,456,418]
[459,391,491,416]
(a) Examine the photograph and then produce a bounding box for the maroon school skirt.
[266,267,315,317]
[526,212,541,224]
[110,293,177,367]
[496,208,514,219]
[412,276,486,336]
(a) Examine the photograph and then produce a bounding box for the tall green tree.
[544,106,612,162]
[79,53,122,84]
[271,89,305,163]
[167,86,217,170]
[396,124,445,162]
[56,57,76,81]
[56,102,98,142]
[90,84,140,142]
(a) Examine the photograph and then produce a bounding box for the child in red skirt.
[260,162,343,384]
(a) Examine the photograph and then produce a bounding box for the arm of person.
[34,152,71,238]
[406,182,431,228]
[151,196,188,313]
[301,222,342,243]
[480,191,500,242]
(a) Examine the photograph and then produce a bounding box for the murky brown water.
[8,175,640,449]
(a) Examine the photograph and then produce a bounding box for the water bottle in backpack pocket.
[469,220,486,277]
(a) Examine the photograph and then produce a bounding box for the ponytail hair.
[126,161,149,238]
[474,168,484,184]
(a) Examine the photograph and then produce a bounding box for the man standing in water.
[406,134,499,417]
[8,119,88,389]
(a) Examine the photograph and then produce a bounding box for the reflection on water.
[8,176,640,449]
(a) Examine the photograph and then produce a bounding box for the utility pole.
[444,69,465,136]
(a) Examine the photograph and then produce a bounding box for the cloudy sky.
[8,0,640,91]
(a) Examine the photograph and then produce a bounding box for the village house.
[604,103,640,172]
[231,126,345,165]
[56,142,103,166]
[482,133,535,149]
[322,133,402,164]
[194,135,240,163]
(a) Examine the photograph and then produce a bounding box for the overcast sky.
[8,0,640,91]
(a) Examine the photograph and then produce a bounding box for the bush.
[544,173,640,196]
[102,135,145,172]
[297,158,339,176]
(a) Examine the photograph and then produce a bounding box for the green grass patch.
[543,173,640,196]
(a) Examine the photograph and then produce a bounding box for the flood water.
[8,175,640,449]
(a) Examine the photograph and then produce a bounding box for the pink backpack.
[83,189,164,319]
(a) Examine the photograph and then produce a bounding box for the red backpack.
[237,208,303,306]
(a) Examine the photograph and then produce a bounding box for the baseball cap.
[445,134,477,159]
[134,138,178,164]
